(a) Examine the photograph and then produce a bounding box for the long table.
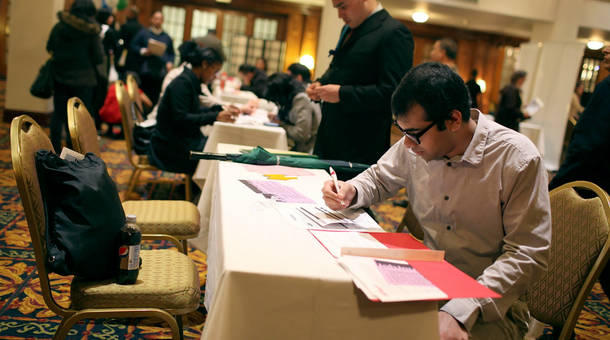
[197,156,439,340]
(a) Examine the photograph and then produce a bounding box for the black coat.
[120,18,143,72]
[495,85,524,132]
[549,75,610,192]
[148,68,220,174]
[46,12,103,87]
[314,9,413,165]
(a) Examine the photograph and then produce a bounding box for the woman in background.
[495,70,529,132]
[46,0,103,152]
[266,73,321,153]
[148,43,238,175]
[568,81,585,123]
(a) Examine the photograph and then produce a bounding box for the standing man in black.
[118,6,142,77]
[307,0,413,169]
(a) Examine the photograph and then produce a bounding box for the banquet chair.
[526,181,610,339]
[115,80,193,202]
[126,73,146,122]
[10,115,200,339]
[68,97,201,254]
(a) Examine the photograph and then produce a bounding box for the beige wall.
[5,0,64,114]
[313,0,342,80]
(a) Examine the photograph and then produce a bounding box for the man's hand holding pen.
[322,179,357,210]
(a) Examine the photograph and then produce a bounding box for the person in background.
[93,7,120,129]
[307,0,413,168]
[118,6,142,77]
[495,70,529,132]
[130,10,175,106]
[239,64,268,98]
[430,38,458,73]
[549,45,610,298]
[568,81,585,122]
[99,72,152,138]
[145,35,226,126]
[255,57,268,73]
[266,73,321,153]
[287,62,312,85]
[465,69,482,109]
[46,0,103,153]
[322,63,551,340]
[148,44,238,175]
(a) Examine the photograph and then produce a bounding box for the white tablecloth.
[192,122,288,188]
[197,159,439,340]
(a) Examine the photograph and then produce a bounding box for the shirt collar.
[368,3,383,18]
[458,109,489,166]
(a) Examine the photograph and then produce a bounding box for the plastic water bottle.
[117,214,142,284]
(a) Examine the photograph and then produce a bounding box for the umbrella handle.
[189,151,237,161]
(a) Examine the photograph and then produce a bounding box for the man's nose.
[403,137,416,149]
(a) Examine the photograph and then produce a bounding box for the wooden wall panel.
[300,13,320,74]
[0,0,8,78]
[284,13,303,72]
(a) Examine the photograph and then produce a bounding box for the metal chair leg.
[181,240,188,255]
[176,314,184,340]
[185,175,192,202]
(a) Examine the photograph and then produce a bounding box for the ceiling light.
[299,55,315,70]
[587,40,604,50]
[412,11,429,23]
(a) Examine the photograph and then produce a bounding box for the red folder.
[309,230,500,300]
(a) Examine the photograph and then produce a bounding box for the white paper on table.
[309,230,386,257]
[275,205,381,231]
[337,255,448,302]
[524,97,544,116]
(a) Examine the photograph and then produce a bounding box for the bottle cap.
[126,214,137,223]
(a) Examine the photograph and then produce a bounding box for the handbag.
[30,58,54,99]
[35,150,125,279]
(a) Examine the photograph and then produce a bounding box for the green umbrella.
[190,147,369,180]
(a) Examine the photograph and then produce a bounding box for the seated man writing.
[322,63,551,340]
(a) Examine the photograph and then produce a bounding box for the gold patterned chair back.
[126,73,145,122]
[115,80,137,163]
[67,97,101,156]
[10,115,70,317]
[526,180,610,339]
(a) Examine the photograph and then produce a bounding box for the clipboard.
[147,38,167,56]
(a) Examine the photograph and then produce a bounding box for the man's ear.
[446,109,463,132]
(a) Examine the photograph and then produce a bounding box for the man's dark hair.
[470,69,478,79]
[510,70,527,85]
[239,64,257,74]
[438,38,458,61]
[151,9,163,17]
[391,62,470,131]
[287,63,311,83]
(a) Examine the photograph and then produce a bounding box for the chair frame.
[115,80,192,201]
[67,97,101,156]
[67,97,190,254]
[531,181,610,339]
[11,115,192,339]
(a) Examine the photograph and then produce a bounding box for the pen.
[329,166,340,193]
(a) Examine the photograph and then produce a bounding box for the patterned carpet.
[0,117,608,338]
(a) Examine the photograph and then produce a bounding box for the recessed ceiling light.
[412,11,429,23]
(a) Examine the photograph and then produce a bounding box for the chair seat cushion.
[71,249,200,311]
[122,200,200,238]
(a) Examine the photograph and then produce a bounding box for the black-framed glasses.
[393,120,436,145]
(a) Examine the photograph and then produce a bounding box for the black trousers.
[139,74,163,108]
[51,81,94,153]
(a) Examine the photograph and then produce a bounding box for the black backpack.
[35,150,125,279]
